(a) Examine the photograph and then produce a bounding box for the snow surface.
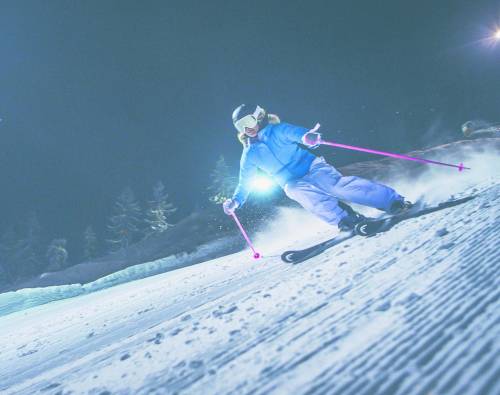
[0,237,240,317]
[0,145,499,394]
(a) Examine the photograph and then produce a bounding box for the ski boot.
[386,199,414,215]
[339,214,381,237]
[337,212,366,232]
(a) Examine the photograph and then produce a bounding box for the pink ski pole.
[231,212,261,260]
[308,124,470,171]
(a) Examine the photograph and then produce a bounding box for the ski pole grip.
[302,123,323,146]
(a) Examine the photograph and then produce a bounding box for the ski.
[281,195,476,264]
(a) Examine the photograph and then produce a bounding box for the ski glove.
[223,199,239,215]
[301,123,322,149]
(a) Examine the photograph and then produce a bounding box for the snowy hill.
[3,138,498,295]
[0,138,498,394]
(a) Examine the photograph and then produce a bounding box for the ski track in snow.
[0,179,499,395]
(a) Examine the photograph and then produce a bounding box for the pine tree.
[0,261,8,285]
[145,181,177,236]
[207,155,237,204]
[0,227,18,283]
[0,213,44,281]
[46,239,68,272]
[15,212,43,277]
[107,187,142,251]
[83,225,98,261]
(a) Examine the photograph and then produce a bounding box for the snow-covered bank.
[0,237,239,317]
[0,160,498,394]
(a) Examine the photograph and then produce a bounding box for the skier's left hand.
[302,123,322,148]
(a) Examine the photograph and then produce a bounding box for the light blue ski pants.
[284,157,403,226]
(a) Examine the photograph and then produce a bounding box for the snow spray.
[231,213,261,259]
[307,124,470,171]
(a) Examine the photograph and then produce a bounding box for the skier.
[223,104,412,236]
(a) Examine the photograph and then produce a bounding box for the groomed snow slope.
[0,154,499,394]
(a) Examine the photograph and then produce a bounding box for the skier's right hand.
[223,199,239,215]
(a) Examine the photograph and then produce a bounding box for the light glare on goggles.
[234,105,265,133]
[235,114,258,133]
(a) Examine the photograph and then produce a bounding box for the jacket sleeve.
[277,122,309,144]
[232,148,258,207]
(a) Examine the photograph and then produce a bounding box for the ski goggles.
[234,106,266,133]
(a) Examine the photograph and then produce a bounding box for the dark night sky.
[1,0,499,255]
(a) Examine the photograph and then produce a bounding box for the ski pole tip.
[253,252,261,259]
[458,162,471,172]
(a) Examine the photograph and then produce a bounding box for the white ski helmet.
[232,104,267,133]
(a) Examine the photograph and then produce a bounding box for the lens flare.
[479,26,500,48]
[250,175,275,193]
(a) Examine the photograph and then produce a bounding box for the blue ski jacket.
[232,122,316,206]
